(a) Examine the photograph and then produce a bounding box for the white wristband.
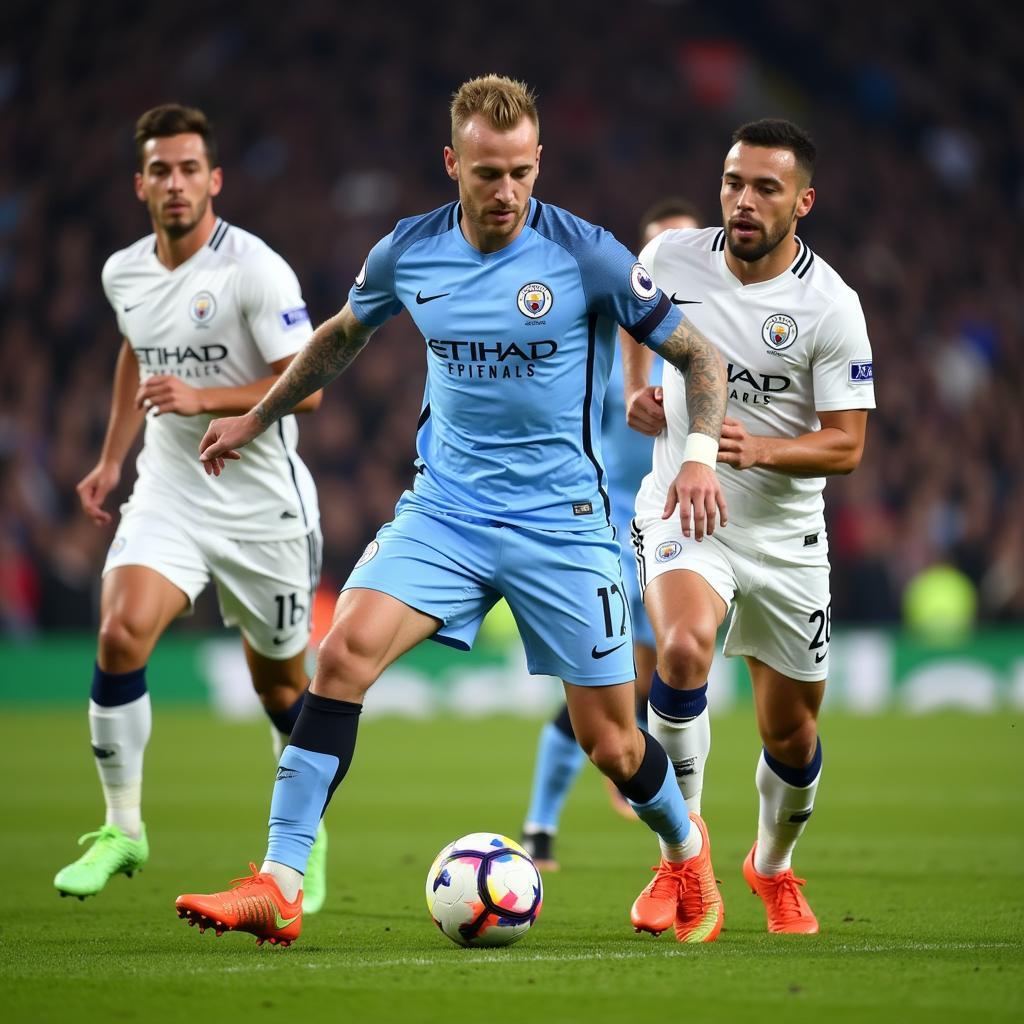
[682,431,718,469]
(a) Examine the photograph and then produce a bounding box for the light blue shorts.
[343,494,636,686]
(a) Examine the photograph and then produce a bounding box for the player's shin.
[754,738,822,875]
[263,692,361,899]
[615,731,701,862]
[88,664,152,839]
[648,673,711,815]
[266,688,307,760]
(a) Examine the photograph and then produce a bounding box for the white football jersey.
[636,227,875,563]
[101,218,319,540]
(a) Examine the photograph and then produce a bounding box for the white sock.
[89,694,151,840]
[660,818,703,864]
[754,750,821,875]
[648,703,711,815]
[261,860,303,902]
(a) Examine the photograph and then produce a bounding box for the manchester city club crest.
[189,291,217,325]
[629,262,658,300]
[517,281,553,319]
[655,540,681,563]
[762,313,798,351]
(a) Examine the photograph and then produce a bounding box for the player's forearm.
[99,340,145,467]
[197,378,321,417]
[753,428,863,477]
[254,309,369,428]
[655,318,727,439]
[620,327,656,397]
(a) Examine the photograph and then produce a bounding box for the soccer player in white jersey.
[53,105,330,911]
[626,119,875,934]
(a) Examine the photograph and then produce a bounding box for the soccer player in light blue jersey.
[175,75,729,947]
[521,199,703,870]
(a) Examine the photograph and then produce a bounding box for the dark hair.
[639,197,702,237]
[731,118,816,183]
[134,104,218,170]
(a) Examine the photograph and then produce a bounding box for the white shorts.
[631,513,831,682]
[103,502,322,659]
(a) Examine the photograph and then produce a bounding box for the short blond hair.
[450,74,539,145]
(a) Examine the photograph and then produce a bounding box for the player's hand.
[76,461,121,525]
[717,417,762,471]
[135,375,204,417]
[625,385,666,436]
[198,411,261,476]
[662,462,729,541]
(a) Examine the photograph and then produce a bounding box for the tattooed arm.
[198,303,376,476]
[651,316,730,540]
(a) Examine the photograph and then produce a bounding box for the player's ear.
[443,146,459,182]
[535,143,542,178]
[796,185,815,219]
[133,171,146,203]
[208,166,223,198]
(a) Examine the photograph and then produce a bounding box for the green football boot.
[54,824,149,899]
[302,820,328,915]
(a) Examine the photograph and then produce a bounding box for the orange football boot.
[630,813,724,942]
[742,844,819,934]
[175,863,302,946]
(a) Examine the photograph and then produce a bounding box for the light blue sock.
[523,721,586,831]
[628,759,691,848]
[266,746,339,873]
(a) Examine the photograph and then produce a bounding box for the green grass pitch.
[2,708,1021,1023]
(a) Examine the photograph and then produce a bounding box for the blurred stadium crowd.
[1,0,1021,635]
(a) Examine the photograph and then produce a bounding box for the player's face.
[134,133,222,239]
[444,115,541,253]
[720,143,813,263]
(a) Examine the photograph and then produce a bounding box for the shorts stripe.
[631,517,646,591]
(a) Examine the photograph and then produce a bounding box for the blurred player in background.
[175,74,730,947]
[628,119,875,934]
[54,105,330,912]
[521,198,702,870]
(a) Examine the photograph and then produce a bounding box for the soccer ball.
[425,832,543,948]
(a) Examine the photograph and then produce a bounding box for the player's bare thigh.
[312,587,441,703]
[563,679,644,782]
[645,569,728,687]
[98,565,190,673]
[747,657,824,769]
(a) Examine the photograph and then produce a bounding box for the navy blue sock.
[265,688,307,735]
[649,671,707,722]
[551,703,575,741]
[763,737,823,788]
[615,730,690,846]
[266,692,361,872]
[91,663,147,706]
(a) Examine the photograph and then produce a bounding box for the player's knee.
[97,614,152,668]
[658,624,715,686]
[585,729,642,783]
[315,630,379,697]
[762,716,819,769]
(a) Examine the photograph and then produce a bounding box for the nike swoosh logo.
[591,642,627,659]
[276,767,300,780]
[415,290,450,304]
[272,636,290,646]
[670,295,702,305]
[275,910,300,929]
[814,652,827,663]
[280,511,298,519]
[123,302,145,312]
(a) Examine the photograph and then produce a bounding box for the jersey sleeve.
[811,289,877,412]
[579,230,682,350]
[347,231,404,327]
[100,254,128,337]
[238,249,314,364]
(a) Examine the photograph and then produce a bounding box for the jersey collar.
[716,234,811,292]
[449,199,537,262]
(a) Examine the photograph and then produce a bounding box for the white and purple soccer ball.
[425,832,543,948]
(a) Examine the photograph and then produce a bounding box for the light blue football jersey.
[348,198,681,533]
